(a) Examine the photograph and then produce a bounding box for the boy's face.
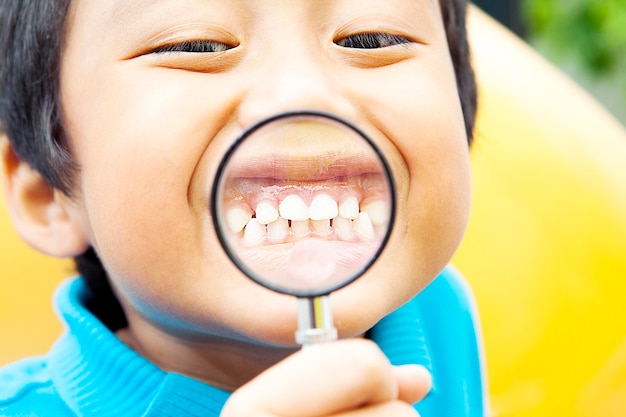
[60,0,470,346]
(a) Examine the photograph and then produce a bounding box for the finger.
[392,365,432,404]
[333,400,420,417]
[222,339,398,417]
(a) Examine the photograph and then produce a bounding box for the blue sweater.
[0,267,486,416]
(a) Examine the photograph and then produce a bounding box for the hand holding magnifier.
[212,111,395,346]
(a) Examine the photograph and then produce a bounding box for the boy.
[0,0,484,415]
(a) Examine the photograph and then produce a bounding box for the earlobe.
[0,135,89,258]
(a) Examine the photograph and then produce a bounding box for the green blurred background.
[473,0,626,125]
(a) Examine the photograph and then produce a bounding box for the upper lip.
[219,152,388,182]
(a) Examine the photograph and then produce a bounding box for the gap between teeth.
[225,193,386,245]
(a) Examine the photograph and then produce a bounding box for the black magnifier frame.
[211,110,396,298]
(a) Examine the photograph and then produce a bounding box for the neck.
[116,321,298,392]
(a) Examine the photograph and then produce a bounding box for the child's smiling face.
[58,0,470,355]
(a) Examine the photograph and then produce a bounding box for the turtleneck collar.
[47,278,433,416]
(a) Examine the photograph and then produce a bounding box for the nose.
[236,44,358,128]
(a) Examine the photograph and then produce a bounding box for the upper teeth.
[226,205,253,234]
[338,196,359,219]
[360,200,387,226]
[278,195,309,221]
[225,194,387,245]
[255,201,279,225]
[309,194,338,221]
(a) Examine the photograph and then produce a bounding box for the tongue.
[286,239,337,288]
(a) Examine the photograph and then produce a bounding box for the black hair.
[0,0,476,330]
[0,0,76,193]
[441,0,477,143]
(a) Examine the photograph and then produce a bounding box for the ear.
[0,134,89,258]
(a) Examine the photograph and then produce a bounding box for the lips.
[236,238,379,292]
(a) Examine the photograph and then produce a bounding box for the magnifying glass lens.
[213,112,395,298]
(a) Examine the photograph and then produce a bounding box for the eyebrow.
[106,0,439,23]
[104,0,440,37]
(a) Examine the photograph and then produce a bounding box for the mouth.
[223,172,389,243]
[217,171,391,293]
[212,113,394,294]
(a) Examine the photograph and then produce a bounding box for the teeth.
[267,217,289,240]
[226,206,252,234]
[333,216,353,240]
[352,212,375,240]
[243,218,265,245]
[291,220,310,237]
[361,200,387,226]
[231,194,383,243]
[279,195,309,221]
[309,194,338,221]
[312,219,331,235]
[338,196,360,219]
[255,201,279,225]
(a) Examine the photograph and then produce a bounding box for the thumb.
[393,364,432,404]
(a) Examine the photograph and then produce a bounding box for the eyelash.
[150,40,233,54]
[148,32,410,55]
[335,32,412,49]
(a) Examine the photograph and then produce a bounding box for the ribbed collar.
[48,278,432,416]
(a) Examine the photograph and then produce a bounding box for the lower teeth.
[238,213,378,246]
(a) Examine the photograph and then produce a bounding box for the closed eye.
[335,32,412,49]
[149,40,235,54]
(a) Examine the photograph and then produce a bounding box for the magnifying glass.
[212,111,395,346]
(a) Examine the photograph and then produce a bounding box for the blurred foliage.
[522,0,626,77]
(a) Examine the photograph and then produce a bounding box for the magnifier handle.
[295,296,338,347]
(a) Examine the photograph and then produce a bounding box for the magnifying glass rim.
[211,110,396,297]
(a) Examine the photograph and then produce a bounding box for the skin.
[1,0,470,412]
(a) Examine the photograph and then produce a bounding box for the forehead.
[102,0,438,16]
[68,0,441,34]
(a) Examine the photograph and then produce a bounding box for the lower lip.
[230,237,378,294]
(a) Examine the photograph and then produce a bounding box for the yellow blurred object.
[1,5,626,416]
[452,7,626,417]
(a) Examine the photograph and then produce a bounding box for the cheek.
[349,64,471,302]
[80,156,199,290]
[396,106,471,275]
[64,66,212,261]
[64,89,208,298]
